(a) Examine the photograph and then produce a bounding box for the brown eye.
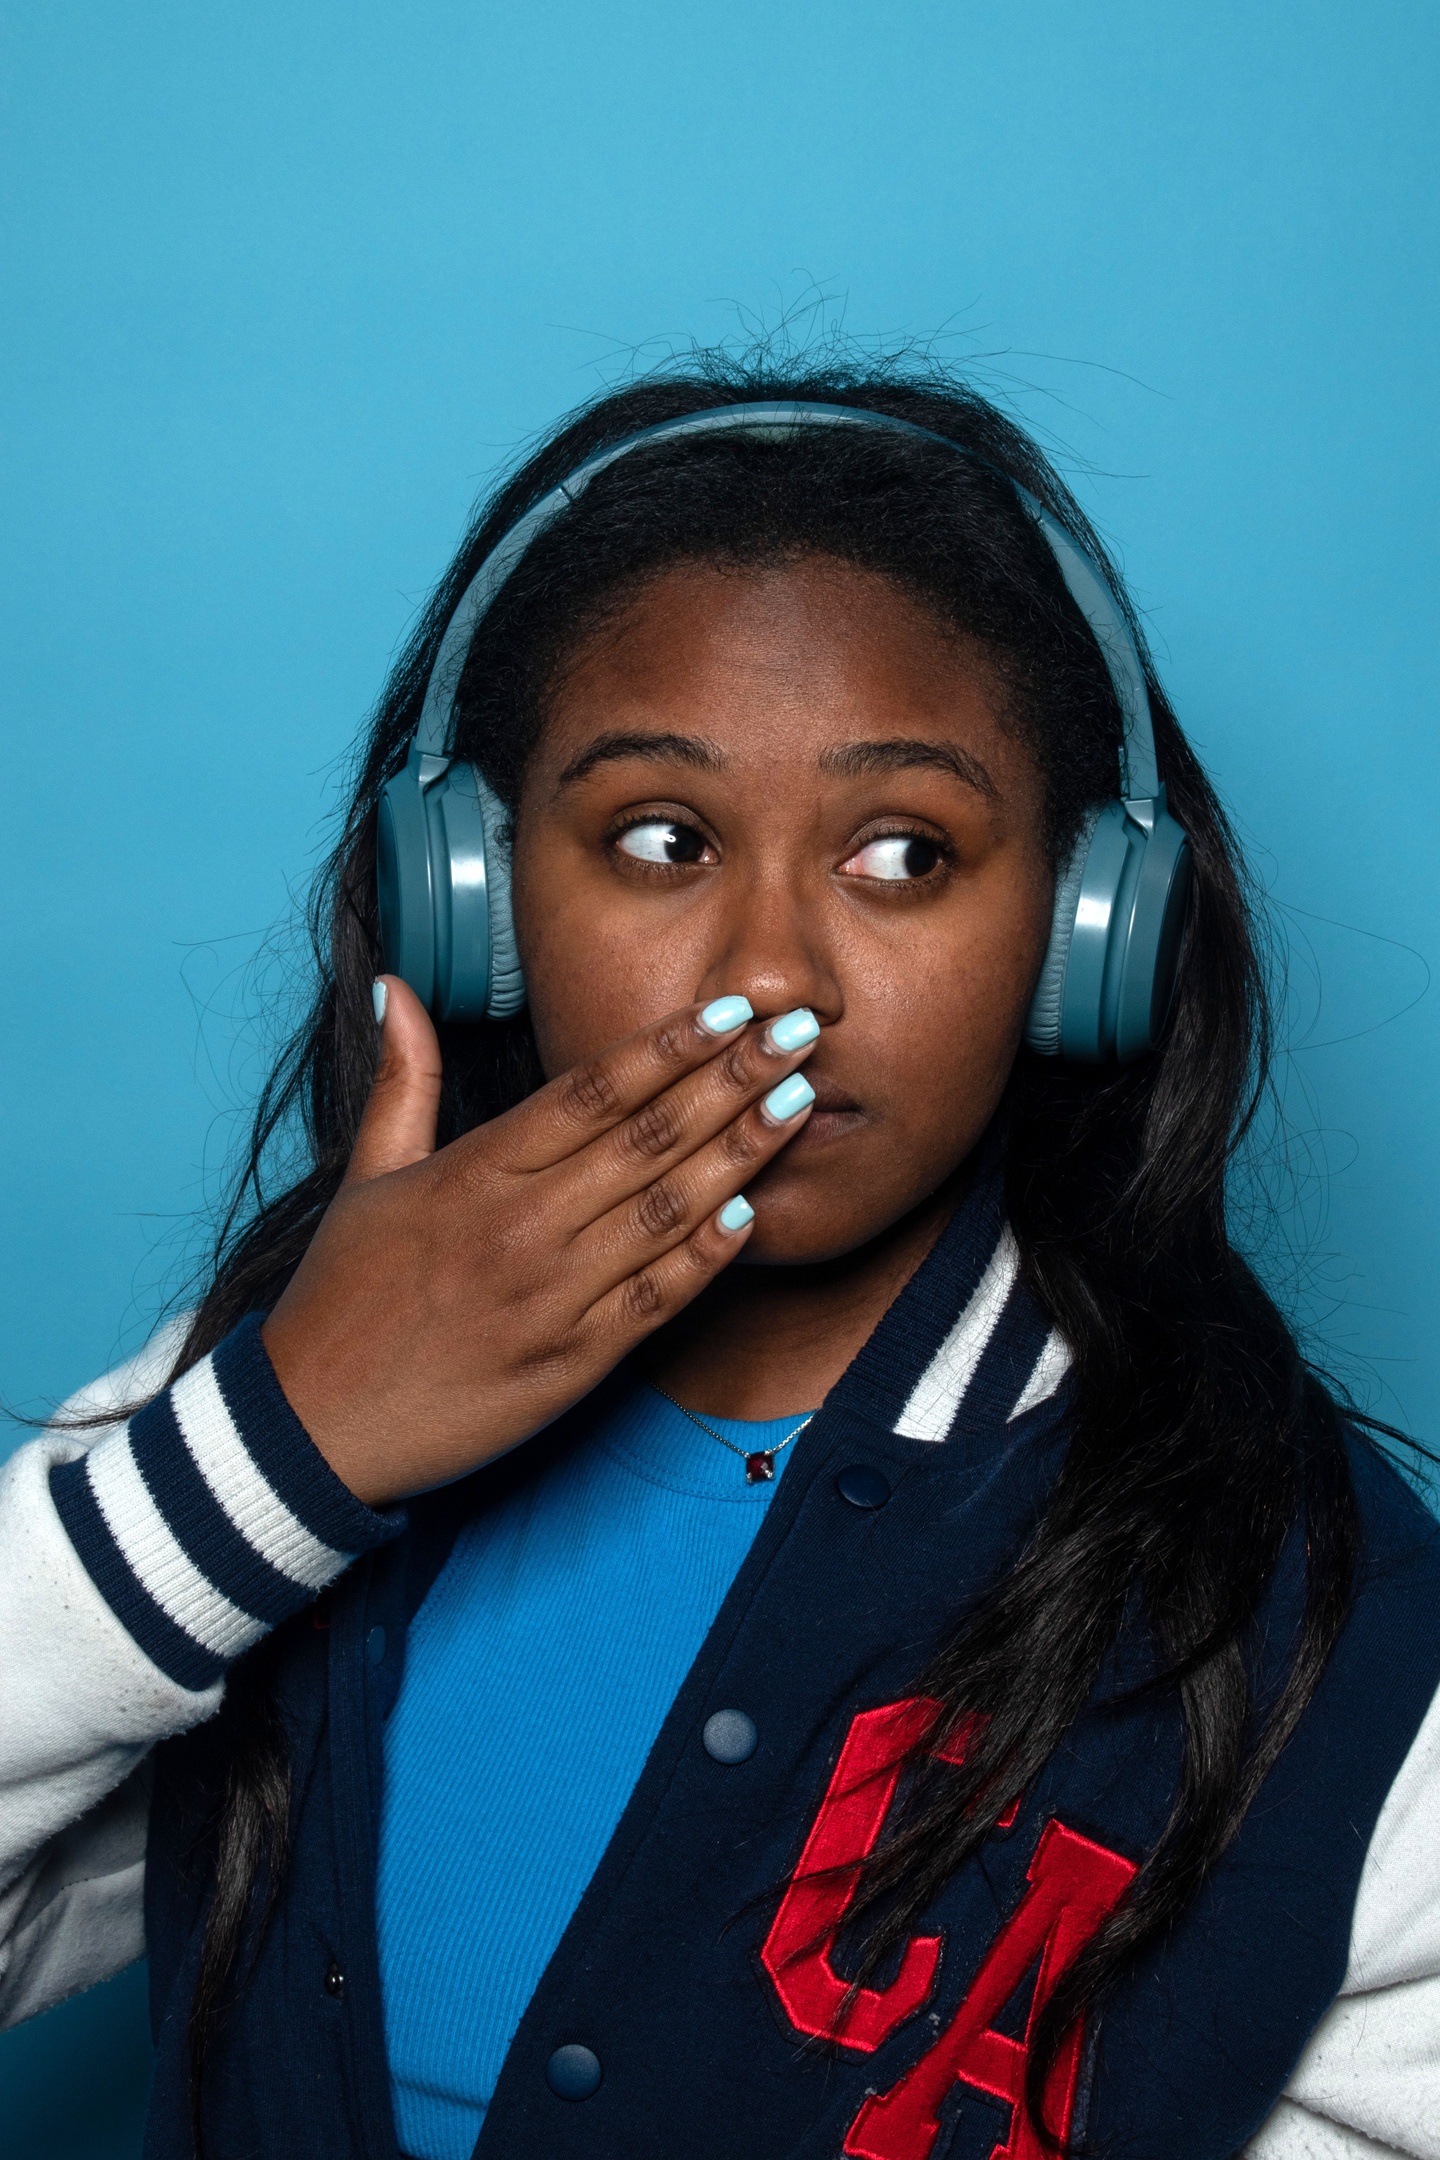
[616,819,709,865]
[840,835,943,881]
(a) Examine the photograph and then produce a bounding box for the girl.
[2,367,1437,2160]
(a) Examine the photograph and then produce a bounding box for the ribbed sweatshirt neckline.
[590,1379,819,1502]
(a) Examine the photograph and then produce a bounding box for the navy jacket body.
[140,1171,1440,2160]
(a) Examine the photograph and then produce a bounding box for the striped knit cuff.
[50,1314,403,1693]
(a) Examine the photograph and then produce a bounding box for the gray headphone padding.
[1024,809,1098,1057]
[476,772,525,1018]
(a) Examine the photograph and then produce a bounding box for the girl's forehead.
[533,556,1019,778]
[561,555,972,674]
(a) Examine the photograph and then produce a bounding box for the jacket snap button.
[703,1709,758,1763]
[324,1961,345,1999]
[835,1464,891,1510]
[546,2044,602,2100]
[366,1626,387,1666]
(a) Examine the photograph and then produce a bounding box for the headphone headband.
[414,401,1160,803]
[382,399,1191,1058]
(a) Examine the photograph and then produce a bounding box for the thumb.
[347,976,443,1182]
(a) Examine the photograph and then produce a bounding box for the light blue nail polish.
[767,1006,820,1053]
[699,994,754,1035]
[372,980,388,1025]
[762,1073,816,1123]
[718,1194,755,1233]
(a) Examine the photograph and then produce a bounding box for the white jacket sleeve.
[0,1314,400,2029]
[1249,1672,1440,2158]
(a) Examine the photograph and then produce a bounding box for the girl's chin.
[731,1180,921,1271]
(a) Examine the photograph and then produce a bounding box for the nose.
[694,868,843,1028]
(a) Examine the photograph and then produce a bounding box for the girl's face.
[512,557,1054,1265]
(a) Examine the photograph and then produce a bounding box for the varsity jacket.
[3,1166,1440,2160]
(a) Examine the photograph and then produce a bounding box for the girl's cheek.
[523,919,698,1078]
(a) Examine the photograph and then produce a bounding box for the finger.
[541,1013,820,1228]
[577,1081,814,1289]
[346,976,444,1183]
[584,1193,759,1353]
[496,995,762,1173]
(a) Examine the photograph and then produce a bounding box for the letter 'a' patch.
[844,1819,1136,2160]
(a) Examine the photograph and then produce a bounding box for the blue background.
[2,3,1436,2149]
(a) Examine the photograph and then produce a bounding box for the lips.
[802,1072,863,1117]
[788,1069,866,1147]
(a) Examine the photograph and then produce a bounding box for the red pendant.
[745,1451,776,1484]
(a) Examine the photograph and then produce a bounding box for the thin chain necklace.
[649,1386,815,1485]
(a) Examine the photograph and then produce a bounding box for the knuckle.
[636,1177,687,1239]
[511,1283,582,1356]
[512,1246,568,1310]
[717,1038,754,1091]
[484,1208,524,1264]
[560,1059,621,1126]
[718,1117,763,1170]
[622,1268,667,1324]
[652,1017,695,1071]
[680,1231,719,1276]
[620,1100,681,1162]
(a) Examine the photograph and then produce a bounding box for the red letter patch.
[761,1697,1006,2052]
[761,1696,945,2051]
[842,1819,1137,2160]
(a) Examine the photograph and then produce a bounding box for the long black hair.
[170,353,1359,2144]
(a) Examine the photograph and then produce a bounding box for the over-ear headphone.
[377,402,1192,1061]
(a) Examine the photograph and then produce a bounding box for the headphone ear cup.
[423,762,527,1022]
[377,761,437,1010]
[1059,802,1137,1062]
[1024,799,1189,1064]
[1113,807,1191,1062]
[376,757,528,1022]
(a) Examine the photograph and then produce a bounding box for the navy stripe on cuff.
[212,1316,402,1556]
[50,1454,226,1693]
[126,1386,310,1628]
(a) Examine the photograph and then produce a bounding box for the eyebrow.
[554,730,728,792]
[819,737,1000,801]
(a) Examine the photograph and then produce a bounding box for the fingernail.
[764,1006,820,1055]
[718,1194,755,1233]
[761,1073,816,1124]
[699,994,754,1036]
[372,980,388,1026]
